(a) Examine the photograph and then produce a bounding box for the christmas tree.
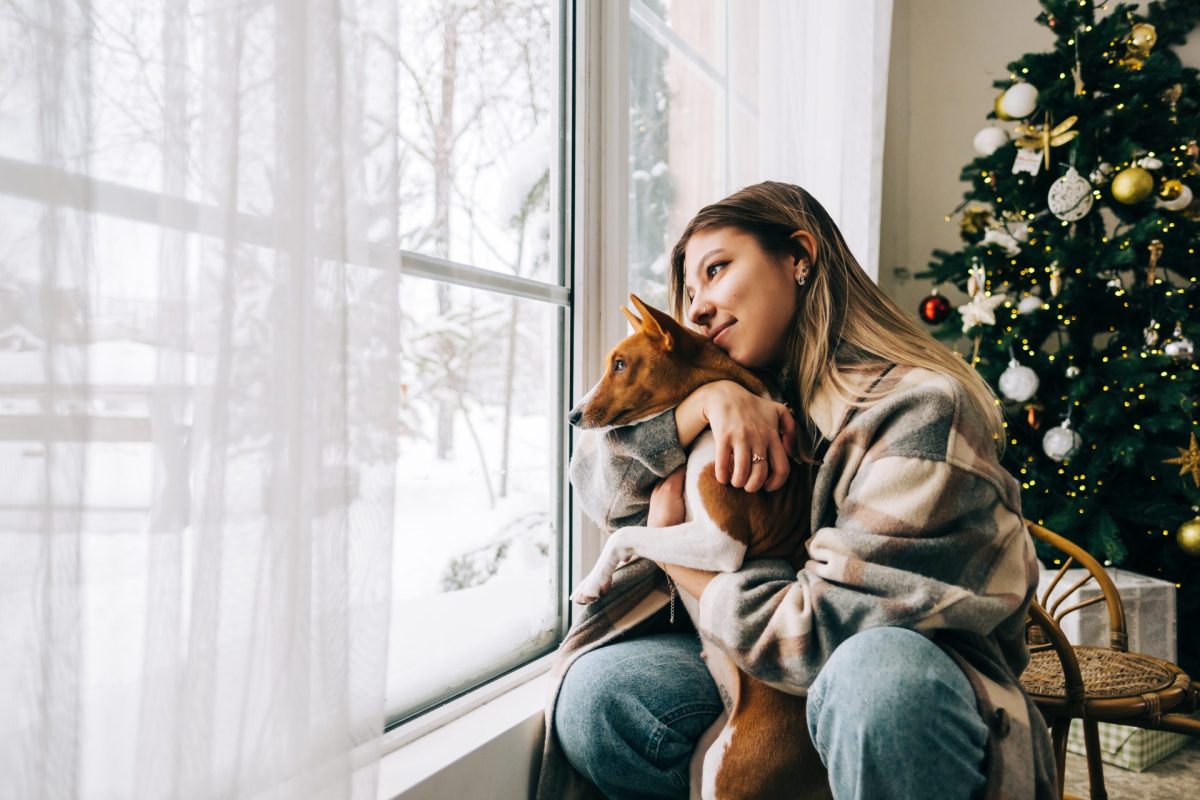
[917,0,1200,674]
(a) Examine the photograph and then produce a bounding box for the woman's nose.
[688,296,711,327]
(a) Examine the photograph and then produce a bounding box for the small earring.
[796,261,809,287]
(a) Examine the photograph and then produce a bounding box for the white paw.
[570,573,611,605]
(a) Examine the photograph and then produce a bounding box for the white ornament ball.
[1159,184,1194,211]
[1136,156,1164,170]
[1000,83,1039,119]
[1047,167,1094,221]
[1017,295,1043,315]
[1090,162,1114,184]
[1165,335,1194,362]
[999,359,1039,403]
[974,126,1010,157]
[1042,420,1082,462]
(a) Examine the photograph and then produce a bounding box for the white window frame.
[375,0,633,795]
[629,0,759,199]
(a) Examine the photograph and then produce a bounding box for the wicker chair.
[1019,520,1200,800]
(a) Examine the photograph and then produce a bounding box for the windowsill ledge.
[375,655,553,799]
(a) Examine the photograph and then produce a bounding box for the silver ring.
[751,453,766,464]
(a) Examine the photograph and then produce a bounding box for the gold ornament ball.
[994,93,1013,121]
[1130,22,1157,51]
[1112,167,1154,204]
[1178,516,1200,557]
[1159,179,1183,201]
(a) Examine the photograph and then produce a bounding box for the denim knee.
[806,628,974,724]
[554,633,723,799]
[808,627,977,739]
[805,627,989,800]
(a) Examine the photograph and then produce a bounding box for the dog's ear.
[620,305,642,331]
[628,294,672,350]
[629,293,696,356]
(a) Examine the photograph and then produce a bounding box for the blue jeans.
[554,627,989,800]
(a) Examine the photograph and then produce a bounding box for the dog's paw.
[570,576,611,605]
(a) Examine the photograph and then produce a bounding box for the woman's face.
[682,226,808,369]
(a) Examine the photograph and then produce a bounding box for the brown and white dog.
[569,294,830,800]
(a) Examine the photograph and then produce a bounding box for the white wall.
[880,0,1200,324]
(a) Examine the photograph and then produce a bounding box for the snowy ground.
[388,407,559,718]
[0,356,561,725]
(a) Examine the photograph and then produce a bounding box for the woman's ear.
[789,229,817,266]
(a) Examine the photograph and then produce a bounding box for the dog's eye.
[613,358,626,373]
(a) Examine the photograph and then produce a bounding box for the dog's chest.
[682,430,721,528]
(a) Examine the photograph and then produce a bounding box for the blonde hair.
[668,181,1005,454]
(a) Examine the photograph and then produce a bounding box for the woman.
[533,182,1056,800]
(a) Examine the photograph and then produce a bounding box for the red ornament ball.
[919,292,952,325]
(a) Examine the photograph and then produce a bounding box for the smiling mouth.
[713,322,735,345]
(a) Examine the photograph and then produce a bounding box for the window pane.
[629,24,724,309]
[389,276,560,722]
[637,0,725,71]
[0,0,408,241]
[398,1,562,284]
[0,195,405,783]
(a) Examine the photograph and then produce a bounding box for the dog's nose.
[568,407,583,427]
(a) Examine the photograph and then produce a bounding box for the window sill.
[375,654,553,799]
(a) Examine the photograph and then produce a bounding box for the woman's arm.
[692,384,1038,691]
[677,380,797,492]
[672,387,710,450]
[571,380,797,530]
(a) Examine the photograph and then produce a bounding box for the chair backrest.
[1025,520,1129,652]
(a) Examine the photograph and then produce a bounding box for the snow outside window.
[0,0,568,756]
[389,0,567,725]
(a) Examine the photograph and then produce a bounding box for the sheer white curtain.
[758,0,894,280]
[0,1,399,797]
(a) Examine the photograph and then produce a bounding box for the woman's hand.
[648,466,687,528]
[676,380,797,492]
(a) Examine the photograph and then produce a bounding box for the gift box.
[1066,712,1200,772]
[1036,567,1188,771]
[1035,567,1176,662]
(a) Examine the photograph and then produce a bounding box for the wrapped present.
[1036,567,1176,662]
[1037,566,1189,770]
[1066,713,1200,772]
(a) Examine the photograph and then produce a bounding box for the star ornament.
[1164,432,1200,488]
[957,293,1007,334]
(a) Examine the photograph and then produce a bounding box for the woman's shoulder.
[865,364,1021,509]
[845,365,994,461]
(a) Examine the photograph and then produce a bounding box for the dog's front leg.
[570,521,747,605]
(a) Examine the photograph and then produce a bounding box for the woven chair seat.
[1022,645,1179,700]
[1020,522,1200,799]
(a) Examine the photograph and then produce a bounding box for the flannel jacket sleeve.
[695,383,1035,692]
[568,410,688,533]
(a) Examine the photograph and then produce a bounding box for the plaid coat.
[534,362,1057,800]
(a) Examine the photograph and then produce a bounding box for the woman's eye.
[613,358,626,373]
[706,262,727,280]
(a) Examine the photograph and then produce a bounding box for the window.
[628,0,760,309]
[0,0,569,742]
[380,0,570,724]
